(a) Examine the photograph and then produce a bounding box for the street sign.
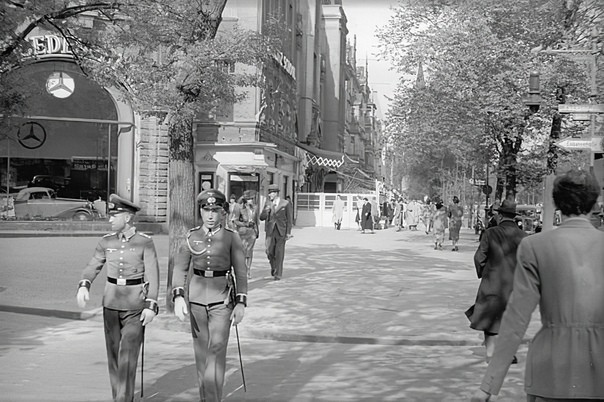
[469,178,485,185]
[558,104,604,114]
[556,137,603,151]
[572,113,592,121]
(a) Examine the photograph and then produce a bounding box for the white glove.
[76,287,89,309]
[140,309,157,326]
[174,296,188,322]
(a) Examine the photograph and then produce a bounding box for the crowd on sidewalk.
[343,193,470,252]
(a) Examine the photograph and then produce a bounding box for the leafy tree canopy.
[377,0,599,201]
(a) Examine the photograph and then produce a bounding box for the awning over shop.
[296,142,346,169]
[214,151,269,173]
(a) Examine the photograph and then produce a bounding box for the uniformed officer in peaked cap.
[76,193,160,402]
[172,189,248,402]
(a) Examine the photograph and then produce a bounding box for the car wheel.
[72,211,91,221]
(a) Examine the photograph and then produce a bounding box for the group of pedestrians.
[76,184,293,402]
[73,169,604,402]
[467,169,604,401]
[348,195,467,252]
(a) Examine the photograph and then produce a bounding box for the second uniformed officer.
[172,189,248,402]
[76,194,160,402]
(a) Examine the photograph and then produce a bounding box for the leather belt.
[107,277,145,286]
[193,269,228,278]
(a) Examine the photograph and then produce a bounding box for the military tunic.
[172,225,247,402]
[173,225,248,303]
[80,226,159,402]
[81,226,160,309]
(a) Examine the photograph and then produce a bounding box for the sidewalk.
[0,226,536,401]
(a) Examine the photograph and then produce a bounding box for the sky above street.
[343,0,401,118]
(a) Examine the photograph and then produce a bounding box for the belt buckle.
[206,270,214,278]
[117,278,127,286]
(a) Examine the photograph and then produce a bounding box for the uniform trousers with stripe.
[189,302,233,402]
[103,308,144,402]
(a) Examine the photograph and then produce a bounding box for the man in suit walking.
[259,184,292,280]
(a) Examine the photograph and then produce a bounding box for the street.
[0,226,539,401]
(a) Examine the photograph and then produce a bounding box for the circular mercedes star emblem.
[46,71,75,98]
[17,122,47,149]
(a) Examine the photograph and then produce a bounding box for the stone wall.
[137,116,169,223]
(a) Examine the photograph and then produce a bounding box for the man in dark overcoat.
[360,197,374,234]
[465,199,526,362]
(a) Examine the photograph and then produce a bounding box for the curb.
[0,232,107,238]
[0,304,103,320]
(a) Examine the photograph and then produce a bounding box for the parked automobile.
[13,187,100,220]
[515,204,542,234]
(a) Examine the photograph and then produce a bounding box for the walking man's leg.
[272,236,286,279]
[103,308,121,400]
[116,310,143,402]
[265,234,276,277]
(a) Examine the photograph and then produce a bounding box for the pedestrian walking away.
[172,189,248,402]
[360,197,374,234]
[259,183,293,280]
[448,195,463,251]
[472,169,604,402]
[465,199,526,363]
[332,194,345,230]
[431,200,448,250]
[76,194,160,402]
[422,198,435,234]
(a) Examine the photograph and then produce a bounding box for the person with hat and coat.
[259,184,292,280]
[76,194,160,402]
[472,169,604,401]
[360,197,374,234]
[465,198,526,363]
[171,189,248,402]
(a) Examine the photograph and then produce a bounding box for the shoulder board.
[103,232,117,238]
[138,232,151,238]
[224,227,236,233]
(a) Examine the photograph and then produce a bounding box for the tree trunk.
[166,115,195,312]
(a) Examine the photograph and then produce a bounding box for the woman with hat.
[448,195,464,251]
[231,191,259,278]
[431,199,448,250]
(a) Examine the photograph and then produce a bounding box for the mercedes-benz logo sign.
[17,122,47,149]
[46,71,75,98]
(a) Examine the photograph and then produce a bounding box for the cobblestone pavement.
[0,226,539,401]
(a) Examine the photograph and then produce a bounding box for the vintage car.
[515,204,542,234]
[13,187,100,220]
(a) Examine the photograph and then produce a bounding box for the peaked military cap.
[267,184,280,193]
[197,189,227,210]
[108,194,140,214]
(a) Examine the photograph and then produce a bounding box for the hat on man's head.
[108,194,140,215]
[494,199,517,215]
[196,189,227,210]
[267,184,280,193]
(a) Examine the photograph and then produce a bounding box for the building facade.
[0,0,384,227]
